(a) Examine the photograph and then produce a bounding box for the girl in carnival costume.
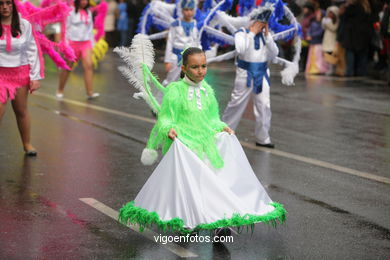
[0,0,44,156]
[57,0,100,100]
[114,34,286,235]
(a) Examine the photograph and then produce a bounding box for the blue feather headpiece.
[249,2,275,23]
[255,10,273,22]
[181,0,196,9]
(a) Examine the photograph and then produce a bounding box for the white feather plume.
[280,62,299,86]
[248,3,275,21]
[212,11,249,33]
[153,17,171,29]
[114,34,159,112]
[152,2,176,22]
[272,27,297,41]
[148,30,169,41]
[114,34,154,81]
[117,65,142,91]
[141,148,158,165]
[204,26,235,45]
[133,92,144,99]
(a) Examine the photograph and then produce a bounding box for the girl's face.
[182,53,207,83]
[0,0,13,19]
[327,11,335,19]
[182,8,194,22]
[80,0,88,9]
[315,10,322,21]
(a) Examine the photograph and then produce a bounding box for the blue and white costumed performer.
[197,0,301,148]
[163,0,200,85]
[222,5,278,148]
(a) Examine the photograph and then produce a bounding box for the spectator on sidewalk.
[322,5,339,75]
[305,9,327,74]
[116,0,129,46]
[299,2,316,71]
[339,0,374,77]
[104,0,118,47]
[126,0,137,44]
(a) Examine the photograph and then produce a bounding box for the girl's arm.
[25,21,43,81]
[322,17,338,32]
[145,83,179,150]
[156,84,179,137]
[264,33,279,61]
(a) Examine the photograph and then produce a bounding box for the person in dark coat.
[339,0,374,76]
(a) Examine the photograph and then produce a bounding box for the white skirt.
[119,132,286,233]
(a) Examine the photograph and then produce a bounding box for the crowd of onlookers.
[103,0,390,83]
[103,0,149,47]
[292,0,390,82]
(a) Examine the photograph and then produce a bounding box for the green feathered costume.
[146,77,227,169]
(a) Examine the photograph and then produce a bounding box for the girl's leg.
[11,86,35,152]
[0,102,6,122]
[58,61,73,95]
[81,49,95,97]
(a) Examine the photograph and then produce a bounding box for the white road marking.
[79,198,198,258]
[241,141,390,185]
[35,91,390,185]
[35,92,156,124]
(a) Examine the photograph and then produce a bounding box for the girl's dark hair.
[180,47,205,78]
[74,0,90,13]
[0,0,21,38]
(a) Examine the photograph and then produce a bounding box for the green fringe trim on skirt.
[118,201,287,235]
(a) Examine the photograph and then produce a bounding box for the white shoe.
[87,93,100,100]
[56,92,64,99]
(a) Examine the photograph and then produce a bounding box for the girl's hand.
[165,62,172,73]
[29,80,40,93]
[264,23,269,37]
[168,128,178,140]
[223,126,235,135]
[250,21,265,35]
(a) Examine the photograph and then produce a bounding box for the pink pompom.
[92,1,108,41]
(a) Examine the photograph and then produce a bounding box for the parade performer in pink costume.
[0,0,44,156]
[57,0,100,100]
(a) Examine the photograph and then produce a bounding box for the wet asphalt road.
[0,50,389,259]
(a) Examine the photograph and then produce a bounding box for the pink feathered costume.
[0,18,43,104]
